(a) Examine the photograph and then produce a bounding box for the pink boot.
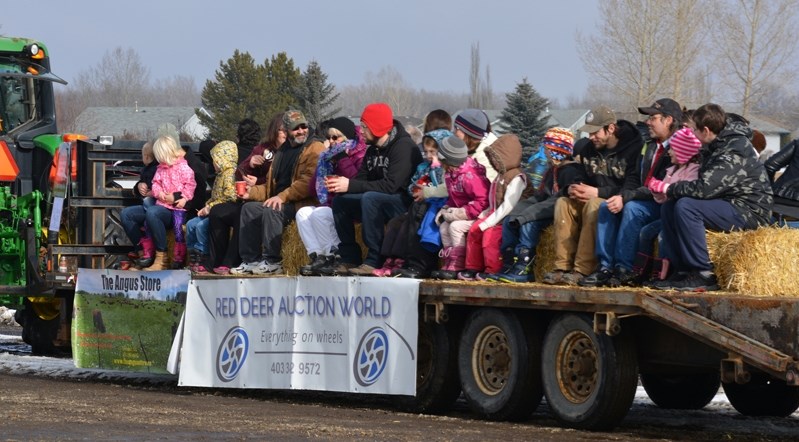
[172,243,187,269]
[134,236,156,268]
[372,258,396,277]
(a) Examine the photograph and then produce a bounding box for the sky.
[1,0,598,103]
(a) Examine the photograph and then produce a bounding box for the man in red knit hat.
[324,103,423,275]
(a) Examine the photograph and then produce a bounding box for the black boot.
[498,248,535,283]
[300,253,330,276]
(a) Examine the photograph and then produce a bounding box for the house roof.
[74,106,205,138]
[546,109,591,129]
[745,115,791,135]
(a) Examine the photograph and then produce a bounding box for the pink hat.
[669,127,702,164]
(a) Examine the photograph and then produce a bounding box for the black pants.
[208,202,242,268]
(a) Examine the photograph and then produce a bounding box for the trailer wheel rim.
[556,330,598,403]
[472,325,511,395]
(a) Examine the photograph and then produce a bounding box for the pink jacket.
[445,157,490,219]
[653,162,700,204]
[151,157,197,211]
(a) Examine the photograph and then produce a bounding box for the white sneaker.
[230,261,261,275]
[251,260,283,275]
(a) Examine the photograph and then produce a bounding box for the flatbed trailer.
[409,280,799,430]
[19,138,799,431]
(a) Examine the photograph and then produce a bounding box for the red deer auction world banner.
[169,277,419,395]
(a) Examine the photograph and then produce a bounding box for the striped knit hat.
[454,109,489,139]
[669,127,702,164]
[541,127,575,160]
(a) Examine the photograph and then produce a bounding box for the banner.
[72,269,190,373]
[174,277,419,395]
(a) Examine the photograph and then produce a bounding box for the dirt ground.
[1,371,799,441]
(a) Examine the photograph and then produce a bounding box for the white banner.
[174,277,419,395]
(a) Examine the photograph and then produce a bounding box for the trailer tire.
[542,313,637,431]
[400,318,461,414]
[722,374,799,417]
[640,373,720,409]
[458,308,543,421]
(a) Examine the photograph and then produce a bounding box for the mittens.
[647,178,670,194]
[443,207,468,222]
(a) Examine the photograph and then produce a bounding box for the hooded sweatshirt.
[668,117,773,228]
[206,141,239,209]
[348,121,423,203]
[577,119,641,198]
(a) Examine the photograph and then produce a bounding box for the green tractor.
[0,36,138,354]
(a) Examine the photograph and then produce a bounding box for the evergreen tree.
[198,50,301,142]
[294,60,341,128]
[500,78,550,162]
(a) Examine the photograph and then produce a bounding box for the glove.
[647,178,670,194]
[442,207,468,222]
[435,208,447,226]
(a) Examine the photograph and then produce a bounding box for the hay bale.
[533,225,556,282]
[706,226,799,297]
[281,222,366,276]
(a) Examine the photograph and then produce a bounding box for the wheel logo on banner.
[216,326,249,382]
[353,327,389,386]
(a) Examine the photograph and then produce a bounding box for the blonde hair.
[152,136,184,166]
[328,127,347,142]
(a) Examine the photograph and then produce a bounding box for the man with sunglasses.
[232,110,325,275]
[325,102,423,276]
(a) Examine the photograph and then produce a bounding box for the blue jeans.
[638,219,662,257]
[596,200,660,272]
[332,192,408,267]
[121,204,174,251]
[661,198,747,271]
[186,216,209,254]
[500,217,551,255]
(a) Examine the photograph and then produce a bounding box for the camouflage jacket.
[668,118,773,228]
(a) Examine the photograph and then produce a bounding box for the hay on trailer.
[533,225,556,282]
[281,222,366,276]
[706,226,799,297]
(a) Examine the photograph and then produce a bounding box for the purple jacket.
[445,157,490,219]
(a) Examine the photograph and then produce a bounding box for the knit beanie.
[541,127,575,160]
[360,103,394,137]
[437,135,468,166]
[669,127,702,164]
[329,116,357,141]
[454,109,489,139]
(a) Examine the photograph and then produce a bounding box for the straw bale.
[281,222,366,276]
[706,226,799,297]
[533,225,556,282]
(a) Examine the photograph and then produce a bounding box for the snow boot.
[142,251,168,271]
[172,243,187,269]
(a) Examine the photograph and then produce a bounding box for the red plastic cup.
[236,181,246,197]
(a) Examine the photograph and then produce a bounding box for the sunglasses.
[293,124,308,131]
[327,135,340,141]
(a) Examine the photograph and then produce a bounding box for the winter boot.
[486,248,516,281]
[651,258,670,281]
[629,252,654,285]
[498,248,535,283]
[172,243,187,269]
[135,236,156,268]
[142,251,168,271]
[438,246,466,280]
[193,255,211,274]
[300,253,330,276]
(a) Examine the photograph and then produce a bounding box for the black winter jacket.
[619,137,672,203]
[509,161,588,225]
[348,121,423,205]
[668,117,773,228]
[577,119,642,198]
[765,139,799,202]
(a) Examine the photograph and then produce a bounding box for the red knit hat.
[669,127,702,164]
[360,103,394,137]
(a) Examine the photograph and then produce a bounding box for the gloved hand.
[442,207,468,222]
[648,178,670,194]
[435,208,447,226]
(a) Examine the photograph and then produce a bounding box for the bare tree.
[360,66,422,116]
[77,47,151,107]
[469,42,481,108]
[151,75,201,106]
[576,0,712,110]
[715,0,799,117]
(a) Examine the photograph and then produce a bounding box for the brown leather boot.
[142,251,168,271]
